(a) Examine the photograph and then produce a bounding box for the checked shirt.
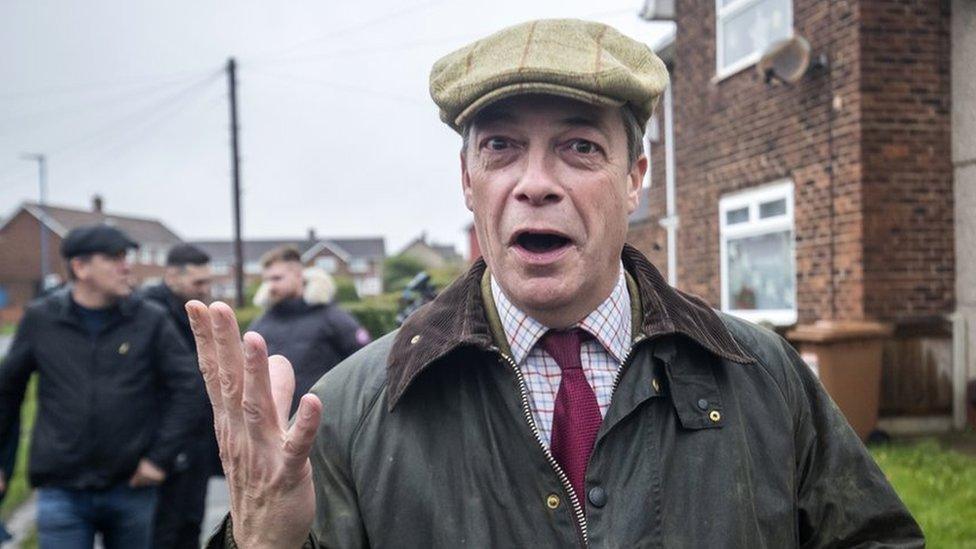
[490,266,632,447]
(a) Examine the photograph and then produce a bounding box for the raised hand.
[187,301,322,548]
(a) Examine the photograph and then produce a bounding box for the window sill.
[724,308,797,327]
[711,54,761,85]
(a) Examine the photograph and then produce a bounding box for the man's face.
[166,263,213,303]
[261,260,304,305]
[461,95,645,326]
[73,251,133,301]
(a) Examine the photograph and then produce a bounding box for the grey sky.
[0,0,671,255]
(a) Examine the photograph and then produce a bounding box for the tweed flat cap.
[430,18,670,133]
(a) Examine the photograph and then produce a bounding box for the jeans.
[36,484,158,549]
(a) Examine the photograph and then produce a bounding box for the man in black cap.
[141,244,219,549]
[0,224,201,549]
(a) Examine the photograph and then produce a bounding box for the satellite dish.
[757,35,813,84]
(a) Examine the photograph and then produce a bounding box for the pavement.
[4,477,230,546]
[0,335,11,357]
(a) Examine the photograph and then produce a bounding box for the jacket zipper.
[496,349,590,547]
[493,333,649,548]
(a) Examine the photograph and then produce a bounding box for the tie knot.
[540,328,588,372]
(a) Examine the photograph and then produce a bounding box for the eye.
[483,137,511,151]
[569,139,600,154]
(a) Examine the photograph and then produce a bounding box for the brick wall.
[626,116,670,277]
[631,0,953,326]
[859,0,954,323]
[0,210,67,314]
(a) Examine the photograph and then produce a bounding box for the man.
[0,224,200,548]
[142,244,218,549]
[191,19,923,548]
[249,246,371,415]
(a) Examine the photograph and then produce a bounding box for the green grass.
[870,437,976,548]
[0,375,37,522]
[0,324,15,336]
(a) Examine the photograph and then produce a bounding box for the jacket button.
[697,398,709,410]
[587,486,607,508]
[410,335,421,345]
[709,410,722,422]
[546,494,561,509]
[651,378,660,392]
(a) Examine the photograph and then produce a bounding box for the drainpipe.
[657,84,678,286]
[952,311,969,430]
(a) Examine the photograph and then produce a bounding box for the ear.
[625,155,648,214]
[69,257,87,281]
[461,150,474,212]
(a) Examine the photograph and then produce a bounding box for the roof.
[4,201,182,244]
[191,237,386,265]
[397,233,461,262]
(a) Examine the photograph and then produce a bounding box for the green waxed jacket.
[213,245,922,548]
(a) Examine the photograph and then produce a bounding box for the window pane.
[727,230,794,311]
[759,198,786,218]
[726,206,749,225]
[720,0,791,70]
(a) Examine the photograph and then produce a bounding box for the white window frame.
[719,180,796,325]
[715,0,794,80]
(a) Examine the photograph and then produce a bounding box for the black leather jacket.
[0,288,201,489]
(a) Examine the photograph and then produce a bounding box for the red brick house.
[0,197,183,323]
[628,0,958,425]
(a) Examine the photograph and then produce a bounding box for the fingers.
[282,394,322,470]
[269,354,296,430]
[209,302,246,417]
[241,332,280,438]
[186,301,224,416]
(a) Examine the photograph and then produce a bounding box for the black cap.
[60,224,139,259]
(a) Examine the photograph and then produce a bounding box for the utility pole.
[227,57,245,308]
[20,153,49,287]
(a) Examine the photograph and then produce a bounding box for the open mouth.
[513,231,573,254]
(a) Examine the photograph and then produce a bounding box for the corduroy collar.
[386,244,754,410]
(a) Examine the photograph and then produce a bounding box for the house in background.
[629,0,966,430]
[397,232,463,270]
[0,195,183,322]
[192,229,386,300]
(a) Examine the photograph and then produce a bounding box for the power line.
[43,70,222,158]
[252,32,482,67]
[250,0,448,63]
[0,70,214,130]
[247,68,427,106]
[0,71,221,182]
[0,66,215,101]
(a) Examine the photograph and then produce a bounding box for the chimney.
[92,195,104,213]
[307,227,317,242]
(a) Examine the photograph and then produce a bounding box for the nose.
[513,148,563,207]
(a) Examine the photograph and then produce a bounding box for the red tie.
[541,328,603,501]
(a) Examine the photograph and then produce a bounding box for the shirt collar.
[490,265,632,365]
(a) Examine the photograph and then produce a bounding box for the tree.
[383,255,426,292]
